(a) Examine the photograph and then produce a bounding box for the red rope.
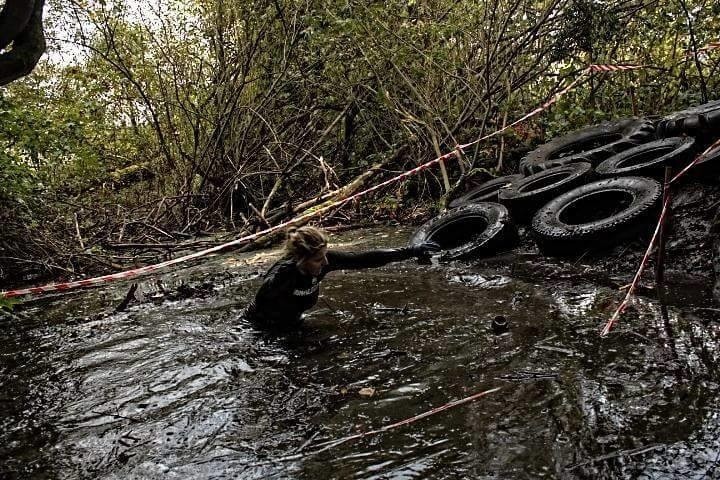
[600,197,669,336]
[671,139,720,184]
[244,385,501,468]
[696,40,720,53]
[589,64,645,72]
[308,386,502,453]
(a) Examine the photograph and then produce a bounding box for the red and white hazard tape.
[0,152,458,299]
[245,385,501,467]
[697,41,720,53]
[0,63,640,300]
[589,64,644,72]
[600,197,669,336]
[306,386,501,455]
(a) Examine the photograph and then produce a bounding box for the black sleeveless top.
[245,248,411,329]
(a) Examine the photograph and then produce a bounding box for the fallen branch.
[533,345,578,356]
[309,386,502,450]
[74,212,85,249]
[265,145,410,225]
[0,255,75,275]
[104,241,223,250]
[565,444,664,471]
[496,371,559,381]
[371,304,418,314]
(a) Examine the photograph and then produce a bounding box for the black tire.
[519,118,656,175]
[657,99,720,141]
[498,162,593,223]
[409,203,517,261]
[595,137,697,177]
[448,174,523,208]
[531,176,662,255]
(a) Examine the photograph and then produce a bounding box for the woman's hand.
[407,241,442,258]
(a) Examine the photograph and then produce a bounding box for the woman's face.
[298,246,328,276]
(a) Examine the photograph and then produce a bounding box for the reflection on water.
[552,290,598,317]
[448,273,512,289]
[1,227,720,479]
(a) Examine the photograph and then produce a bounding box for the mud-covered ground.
[511,178,720,306]
[1,179,719,479]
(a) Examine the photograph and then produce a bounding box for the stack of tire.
[410,101,720,260]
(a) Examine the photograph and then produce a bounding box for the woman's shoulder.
[267,256,298,276]
[259,257,299,289]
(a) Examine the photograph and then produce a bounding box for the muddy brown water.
[2,226,720,479]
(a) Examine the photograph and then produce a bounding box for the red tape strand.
[0,153,456,299]
[670,138,720,184]
[600,197,669,336]
[300,386,501,455]
[589,64,644,72]
[243,385,501,467]
[697,41,720,53]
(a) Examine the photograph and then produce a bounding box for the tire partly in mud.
[409,203,517,261]
[519,118,656,175]
[531,176,662,255]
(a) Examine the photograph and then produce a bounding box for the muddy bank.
[506,179,720,306]
[1,178,720,479]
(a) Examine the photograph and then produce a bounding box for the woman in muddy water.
[245,226,440,331]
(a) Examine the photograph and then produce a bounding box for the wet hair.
[285,226,327,260]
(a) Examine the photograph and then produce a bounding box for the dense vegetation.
[1,0,719,286]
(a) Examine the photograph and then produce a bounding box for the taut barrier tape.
[2,64,642,300]
[245,386,501,466]
[600,137,720,336]
[696,40,720,53]
[589,64,646,72]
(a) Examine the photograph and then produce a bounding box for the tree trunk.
[0,0,35,50]
[0,0,45,86]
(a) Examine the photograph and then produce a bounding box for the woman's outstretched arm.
[323,242,439,272]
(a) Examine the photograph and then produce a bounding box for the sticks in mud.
[655,166,673,302]
[115,283,138,312]
[565,444,664,471]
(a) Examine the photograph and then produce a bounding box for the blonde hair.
[285,226,327,260]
